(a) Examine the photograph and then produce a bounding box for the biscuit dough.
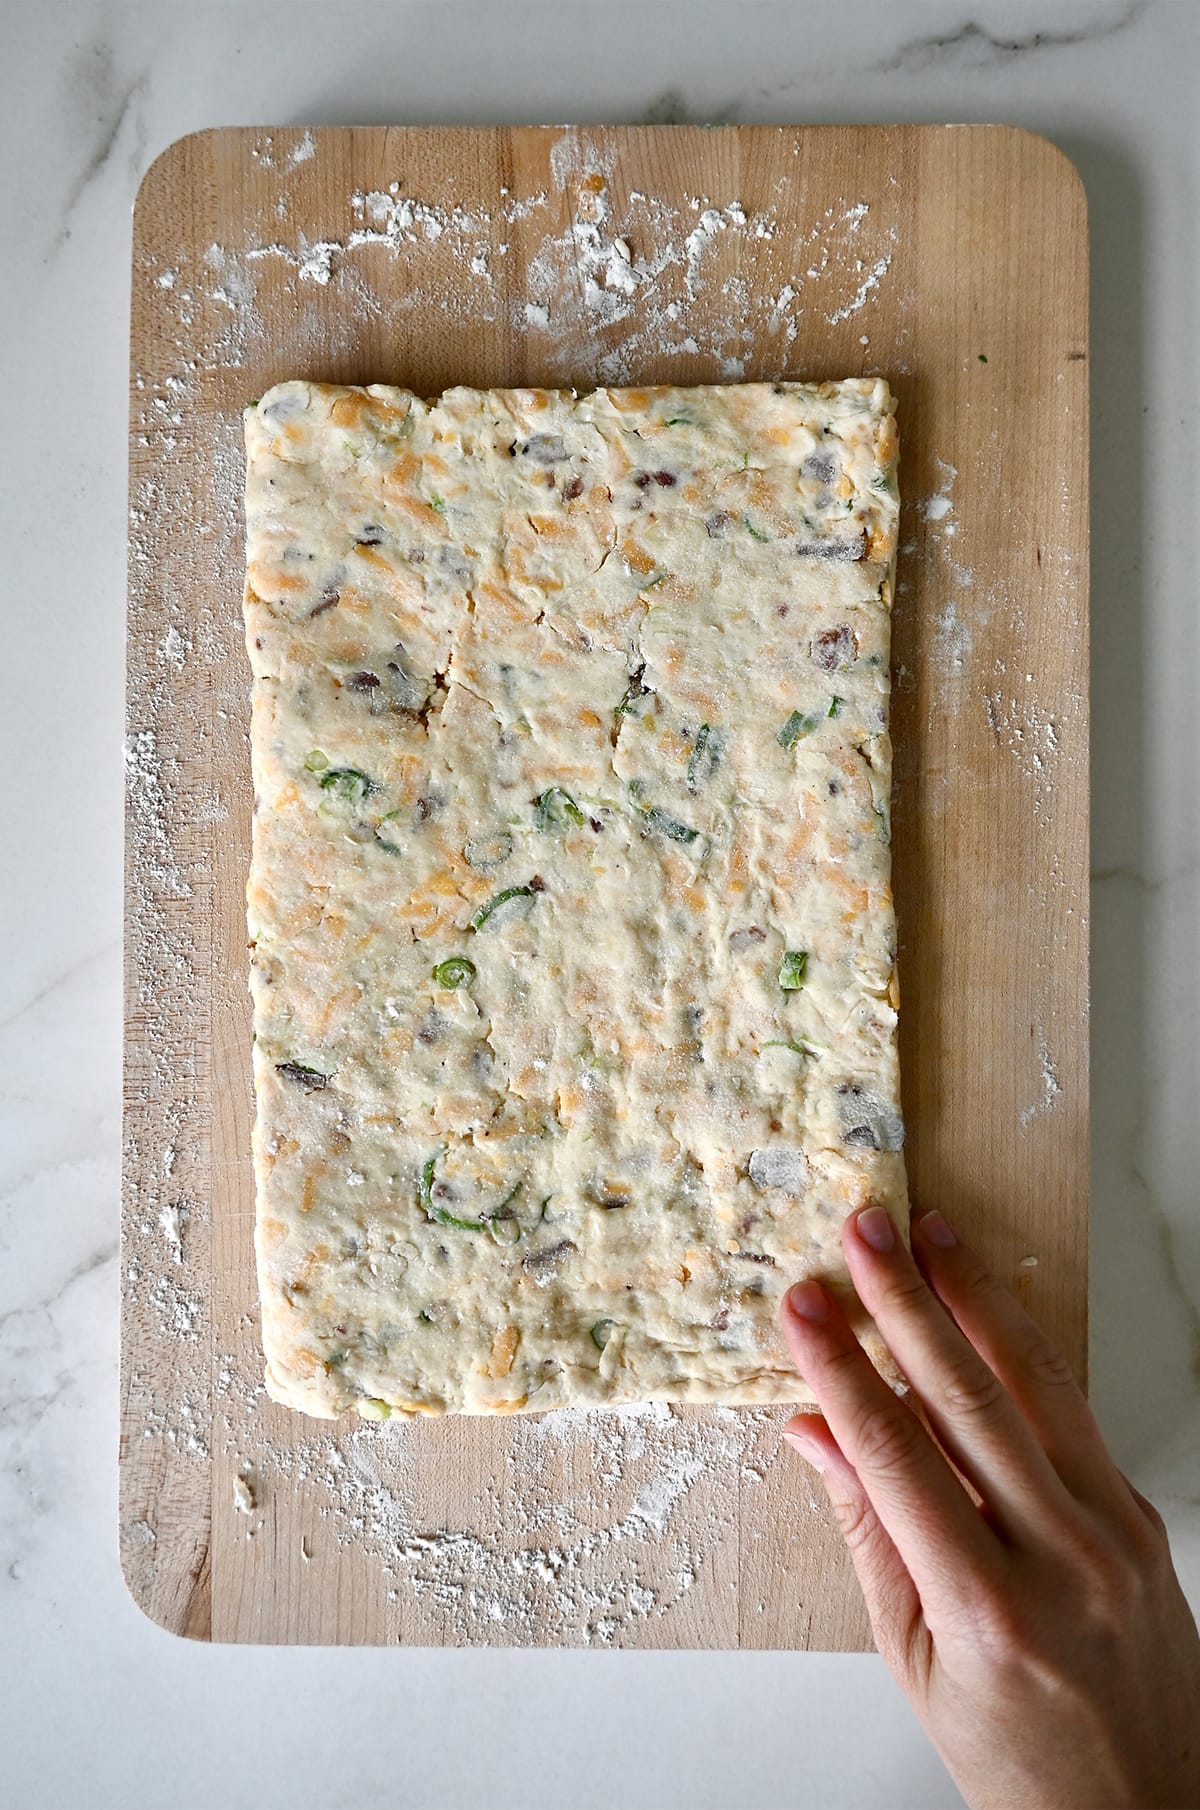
[242,378,905,1419]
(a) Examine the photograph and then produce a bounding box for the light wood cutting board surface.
[123,124,1088,1647]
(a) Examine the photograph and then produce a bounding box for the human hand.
[779,1206,1200,1810]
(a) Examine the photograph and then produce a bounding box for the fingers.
[841,1206,1080,1538]
[783,1412,929,1678]
[780,1278,1002,1619]
[909,1210,1134,1520]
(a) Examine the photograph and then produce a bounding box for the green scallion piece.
[686,722,717,788]
[419,1151,525,1236]
[744,515,770,542]
[471,884,535,930]
[828,696,843,718]
[779,949,809,991]
[319,766,374,803]
[534,787,585,831]
[432,956,476,990]
[777,711,819,749]
[463,830,514,870]
[375,809,403,856]
[304,749,329,772]
[487,1182,524,1245]
[419,1149,489,1232]
[590,1318,617,1351]
[646,808,699,845]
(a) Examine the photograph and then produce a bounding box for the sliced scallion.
[488,1183,524,1245]
[432,956,476,990]
[686,723,717,789]
[534,787,585,831]
[760,1038,820,1058]
[471,884,535,931]
[419,1150,524,1236]
[778,949,809,991]
[463,830,514,870]
[646,807,699,845]
[419,1149,489,1232]
[777,710,819,749]
[319,766,374,803]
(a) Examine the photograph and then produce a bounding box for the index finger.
[781,1279,1004,1617]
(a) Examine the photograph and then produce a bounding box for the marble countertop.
[2,2,1196,1805]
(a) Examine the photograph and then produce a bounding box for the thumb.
[783,1412,928,1679]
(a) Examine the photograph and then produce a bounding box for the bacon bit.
[811,624,859,671]
[795,534,866,562]
[563,475,584,501]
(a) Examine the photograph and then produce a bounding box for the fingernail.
[855,1205,896,1253]
[917,1210,957,1249]
[784,1431,828,1472]
[786,1280,829,1322]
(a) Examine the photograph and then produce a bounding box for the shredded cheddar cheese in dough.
[242,378,906,1419]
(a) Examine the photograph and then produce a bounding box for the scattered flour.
[827,250,894,324]
[209,1346,786,1645]
[1019,1037,1063,1129]
[157,624,188,667]
[933,598,972,676]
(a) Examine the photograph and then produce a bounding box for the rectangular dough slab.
[242,378,905,1419]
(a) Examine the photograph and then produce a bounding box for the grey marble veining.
[2,2,1197,1806]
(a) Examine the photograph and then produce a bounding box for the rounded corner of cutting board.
[132,127,218,225]
[117,1535,213,1645]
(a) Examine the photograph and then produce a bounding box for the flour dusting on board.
[136,126,900,398]
[210,1350,785,1644]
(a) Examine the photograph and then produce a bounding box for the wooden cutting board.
[122,125,1088,1647]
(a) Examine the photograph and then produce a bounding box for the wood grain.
[122,125,1088,1647]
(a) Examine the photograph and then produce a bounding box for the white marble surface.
[2,0,1197,1804]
